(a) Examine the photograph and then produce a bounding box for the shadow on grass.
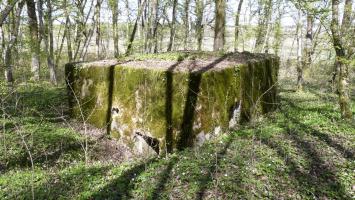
[281,97,354,159]
[2,131,85,173]
[16,164,112,199]
[89,158,158,199]
[259,129,350,199]
[255,93,352,198]
[194,135,234,199]
[148,156,179,199]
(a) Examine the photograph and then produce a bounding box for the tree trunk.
[37,0,45,46]
[234,0,243,52]
[213,0,225,51]
[0,0,20,26]
[145,0,156,53]
[183,0,190,50]
[304,14,313,66]
[296,10,303,91]
[126,0,147,55]
[195,0,204,51]
[254,0,272,53]
[167,0,178,51]
[26,0,41,81]
[330,0,353,119]
[95,0,101,59]
[45,0,57,85]
[151,0,159,53]
[3,1,24,84]
[109,0,119,57]
[64,0,73,62]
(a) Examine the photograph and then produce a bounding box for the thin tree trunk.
[64,0,73,62]
[37,0,44,45]
[0,0,20,26]
[109,0,119,57]
[4,1,24,84]
[183,0,190,50]
[95,0,101,59]
[254,0,272,53]
[152,0,159,53]
[304,14,313,66]
[167,0,178,51]
[195,0,204,51]
[213,0,225,51]
[296,10,303,91]
[234,0,243,52]
[26,0,41,81]
[330,0,353,119]
[126,0,147,55]
[45,0,57,85]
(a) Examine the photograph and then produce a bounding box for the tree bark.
[234,0,243,52]
[213,0,225,51]
[296,10,303,91]
[254,0,272,53]
[183,0,190,50]
[152,0,159,53]
[63,0,73,62]
[95,0,101,59]
[45,0,57,85]
[0,0,21,27]
[195,0,204,51]
[26,0,41,81]
[3,1,24,84]
[109,0,119,57]
[330,0,353,119]
[167,0,178,51]
[304,14,313,66]
[126,0,147,55]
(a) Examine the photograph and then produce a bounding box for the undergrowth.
[0,80,354,199]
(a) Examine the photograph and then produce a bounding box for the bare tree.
[254,0,272,53]
[234,0,243,52]
[95,0,102,59]
[3,1,24,84]
[183,0,190,50]
[0,0,21,26]
[195,0,204,51]
[26,0,41,81]
[330,0,353,119]
[213,0,225,51]
[126,0,147,55]
[64,0,73,62]
[167,0,178,51]
[109,0,120,57]
[45,0,57,85]
[296,9,303,91]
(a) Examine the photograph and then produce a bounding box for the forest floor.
[0,79,354,199]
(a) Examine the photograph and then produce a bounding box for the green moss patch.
[65,52,279,153]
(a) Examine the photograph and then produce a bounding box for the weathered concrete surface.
[65,52,279,155]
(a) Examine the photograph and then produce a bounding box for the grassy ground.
[0,80,354,199]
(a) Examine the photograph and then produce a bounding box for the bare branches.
[0,0,21,26]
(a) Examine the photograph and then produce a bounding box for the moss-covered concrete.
[65,52,279,154]
[65,60,116,128]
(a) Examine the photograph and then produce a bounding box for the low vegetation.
[1,79,353,199]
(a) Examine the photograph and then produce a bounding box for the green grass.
[0,81,354,199]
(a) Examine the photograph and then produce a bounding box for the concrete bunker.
[65,52,279,155]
